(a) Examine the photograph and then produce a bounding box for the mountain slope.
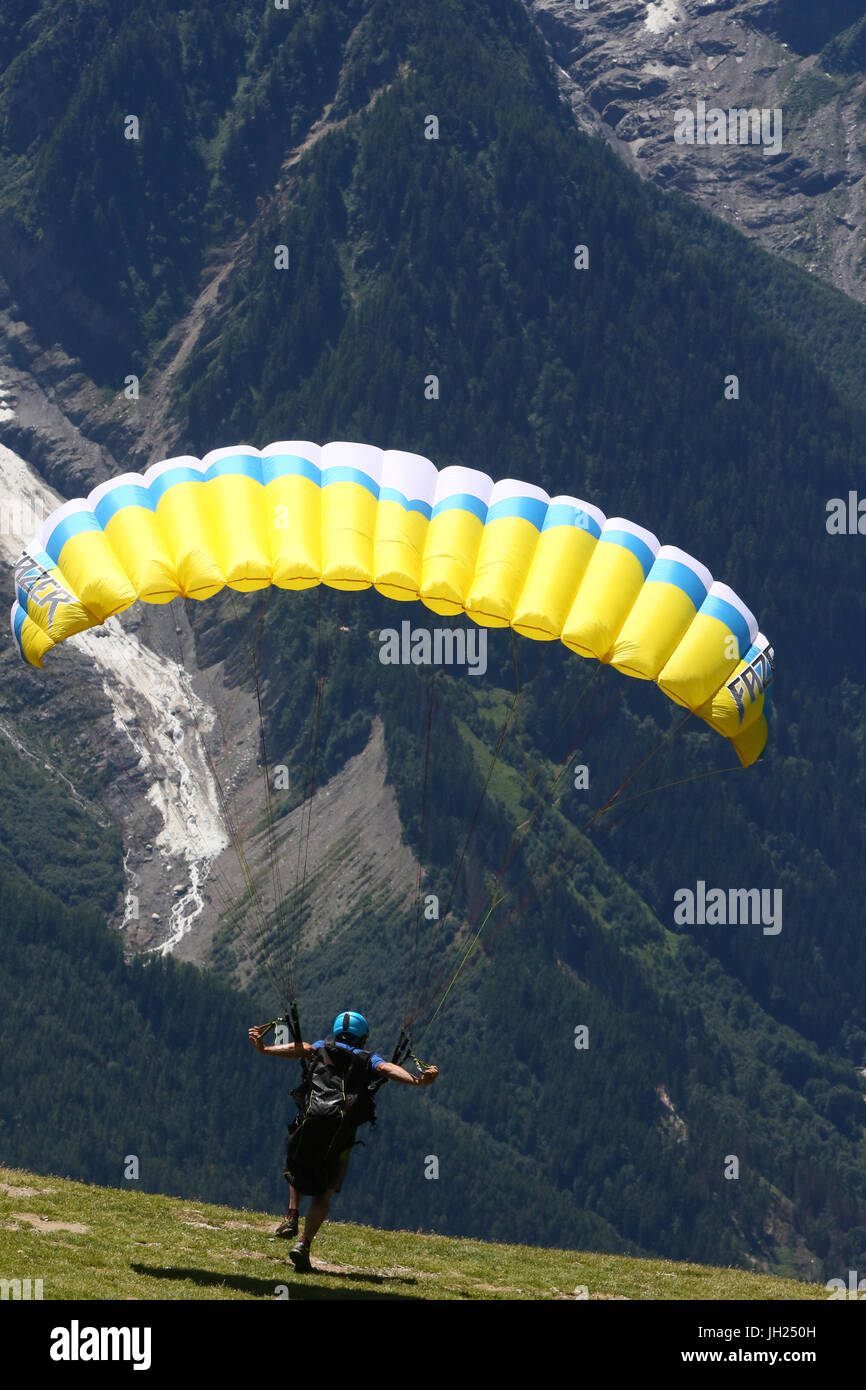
[0,0,865,1278]
[526,0,866,302]
[0,1162,827,1300]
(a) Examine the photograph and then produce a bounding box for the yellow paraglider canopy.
[10,439,772,765]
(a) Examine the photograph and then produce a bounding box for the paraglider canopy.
[10,439,772,766]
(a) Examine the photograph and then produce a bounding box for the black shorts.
[286,1146,352,1198]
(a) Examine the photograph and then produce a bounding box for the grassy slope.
[0,1165,824,1301]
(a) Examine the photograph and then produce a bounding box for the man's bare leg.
[290,1188,333,1271]
[276,1186,301,1236]
[302,1189,333,1245]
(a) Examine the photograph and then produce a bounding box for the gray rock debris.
[525,0,866,301]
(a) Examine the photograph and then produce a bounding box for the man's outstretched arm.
[249,1026,316,1059]
[376,1061,438,1087]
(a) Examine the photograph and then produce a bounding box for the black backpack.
[285,1039,378,1193]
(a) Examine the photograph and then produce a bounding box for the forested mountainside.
[0,0,864,1276]
[527,0,866,303]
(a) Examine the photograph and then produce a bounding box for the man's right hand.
[417,1066,439,1087]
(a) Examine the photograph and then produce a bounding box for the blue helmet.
[333,1011,369,1045]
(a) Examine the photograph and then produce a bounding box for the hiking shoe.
[275,1214,299,1238]
[290,1240,312,1273]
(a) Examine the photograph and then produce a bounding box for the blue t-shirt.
[312,1039,386,1074]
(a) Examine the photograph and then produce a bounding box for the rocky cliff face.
[2,0,865,966]
[525,0,866,301]
[0,301,415,970]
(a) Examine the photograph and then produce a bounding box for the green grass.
[0,1165,829,1301]
[781,69,847,121]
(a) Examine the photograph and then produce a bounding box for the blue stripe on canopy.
[204,453,263,484]
[320,466,381,499]
[93,485,153,529]
[45,511,103,566]
[542,504,602,539]
[647,558,709,611]
[262,453,322,487]
[33,548,60,571]
[431,493,488,524]
[702,595,752,658]
[148,467,206,505]
[600,528,655,578]
[379,487,433,519]
[12,603,25,650]
[486,496,548,529]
